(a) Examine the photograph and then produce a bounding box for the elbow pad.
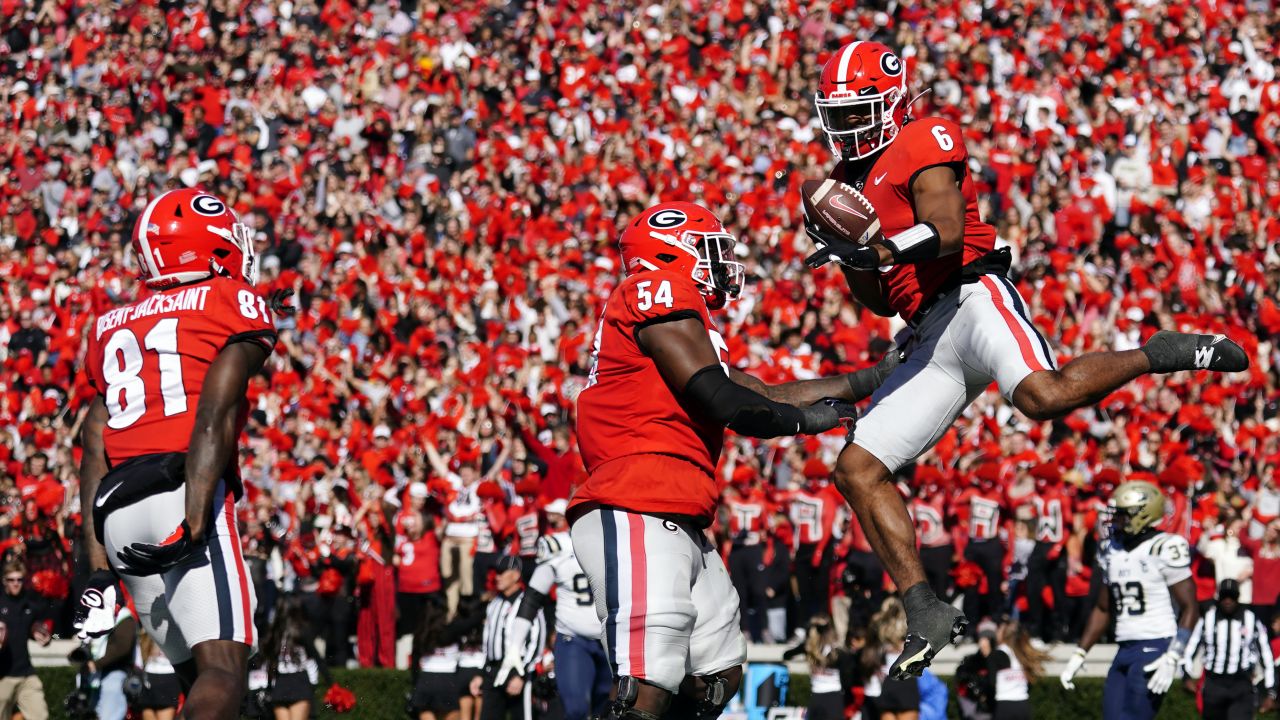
[684,366,833,438]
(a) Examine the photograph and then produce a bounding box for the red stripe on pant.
[626,513,648,678]
[223,493,254,645]
[980,277,1047,373]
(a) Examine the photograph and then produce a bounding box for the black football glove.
[267,288,297,316]
[798,397,859,435]
[804,221,882,270]
[116,520,205,576]
[73,570,119,639]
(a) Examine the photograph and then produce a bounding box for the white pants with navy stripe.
[103,480,256,664]
[570,508,746,694]
[854,275,1057,472]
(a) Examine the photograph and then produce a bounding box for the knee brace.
[666,675,732,720]
[695,675,731,720]
[600,676,663,720]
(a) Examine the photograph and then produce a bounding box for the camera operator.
[0,560,51,720]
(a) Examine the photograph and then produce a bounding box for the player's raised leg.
[1011,331,1249,421]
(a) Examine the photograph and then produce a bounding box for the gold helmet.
[1110,480,1165,537]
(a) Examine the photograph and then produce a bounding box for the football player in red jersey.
[570,202,896,720]
[803,40,1251,679]
[75,188,277,720]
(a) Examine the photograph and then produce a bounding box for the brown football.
[800,178,882,246]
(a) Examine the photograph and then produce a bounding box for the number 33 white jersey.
[1098,532,1192,642]
[530,531,601,640]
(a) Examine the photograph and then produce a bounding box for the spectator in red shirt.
[394,511,442,640]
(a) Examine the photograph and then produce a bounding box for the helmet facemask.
[815,89,903,161]
[208,219,259,285]
[688,231,744,310]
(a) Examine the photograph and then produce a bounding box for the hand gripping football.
[801,178,882,246]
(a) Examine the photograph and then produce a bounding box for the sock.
[901,581,937,618]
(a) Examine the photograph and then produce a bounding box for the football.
[801,178,883,246]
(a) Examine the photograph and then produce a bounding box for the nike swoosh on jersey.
[828,194,868,219]
[95,482,122,508]
[874,173,888,185]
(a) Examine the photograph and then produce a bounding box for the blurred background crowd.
[2,0,1280,713]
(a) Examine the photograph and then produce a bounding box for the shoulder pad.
[535,534,565,563]
[1151,533,1191,569]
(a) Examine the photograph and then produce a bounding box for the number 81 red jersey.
[84,276,277,464]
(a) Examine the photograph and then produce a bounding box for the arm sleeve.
[684,365,801,436]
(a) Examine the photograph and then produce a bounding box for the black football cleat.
[1141,331,1250,374]
[888,597,967,681]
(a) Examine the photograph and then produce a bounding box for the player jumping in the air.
[570,201,898,720]
[803,40,1248,679]
[76,188,279,720]
[1058,481,1198,719]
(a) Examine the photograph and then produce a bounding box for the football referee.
[478,555,546,720]
[1182,579,1276,719]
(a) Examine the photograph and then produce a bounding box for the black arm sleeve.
[684,365,834,437]
[515,588,548,621]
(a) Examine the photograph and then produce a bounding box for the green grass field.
[34,667,1201,719]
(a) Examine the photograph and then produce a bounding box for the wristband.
[884,222,941,264]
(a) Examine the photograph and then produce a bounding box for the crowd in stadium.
[2,0,1280,714]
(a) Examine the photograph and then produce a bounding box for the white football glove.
[73,571,119,640]
[493,652,525,688]
[1144,649,1181,694]
[1060,647,1087,690]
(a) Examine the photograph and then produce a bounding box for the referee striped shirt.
[483,590,547,673]
[1183,606,1275,689]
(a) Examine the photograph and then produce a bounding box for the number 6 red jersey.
[84,276,277,464]
[830,116,997,320]
[572,268,730,524]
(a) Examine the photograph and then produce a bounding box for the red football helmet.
[617,202,744,309]
[815,41,909,161]
[131,188,258,288]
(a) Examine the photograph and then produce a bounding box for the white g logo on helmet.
[880,53,902,76]
[191,194,226,216]
[647,209,688,229]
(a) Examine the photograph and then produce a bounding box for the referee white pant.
[571,507,746,694]
[102,479,256,664]
[854,275,1057,472]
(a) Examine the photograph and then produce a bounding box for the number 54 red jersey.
[572,268,730,524]
[84,276,277,464]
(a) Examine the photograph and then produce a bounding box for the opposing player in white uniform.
[496,500,612,720]
[1059,481,1198,720]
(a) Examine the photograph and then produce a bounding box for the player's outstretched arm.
[78,396,112,573]
[638,317,854,437]
[729,345,901,405]
[183,341,271,541]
